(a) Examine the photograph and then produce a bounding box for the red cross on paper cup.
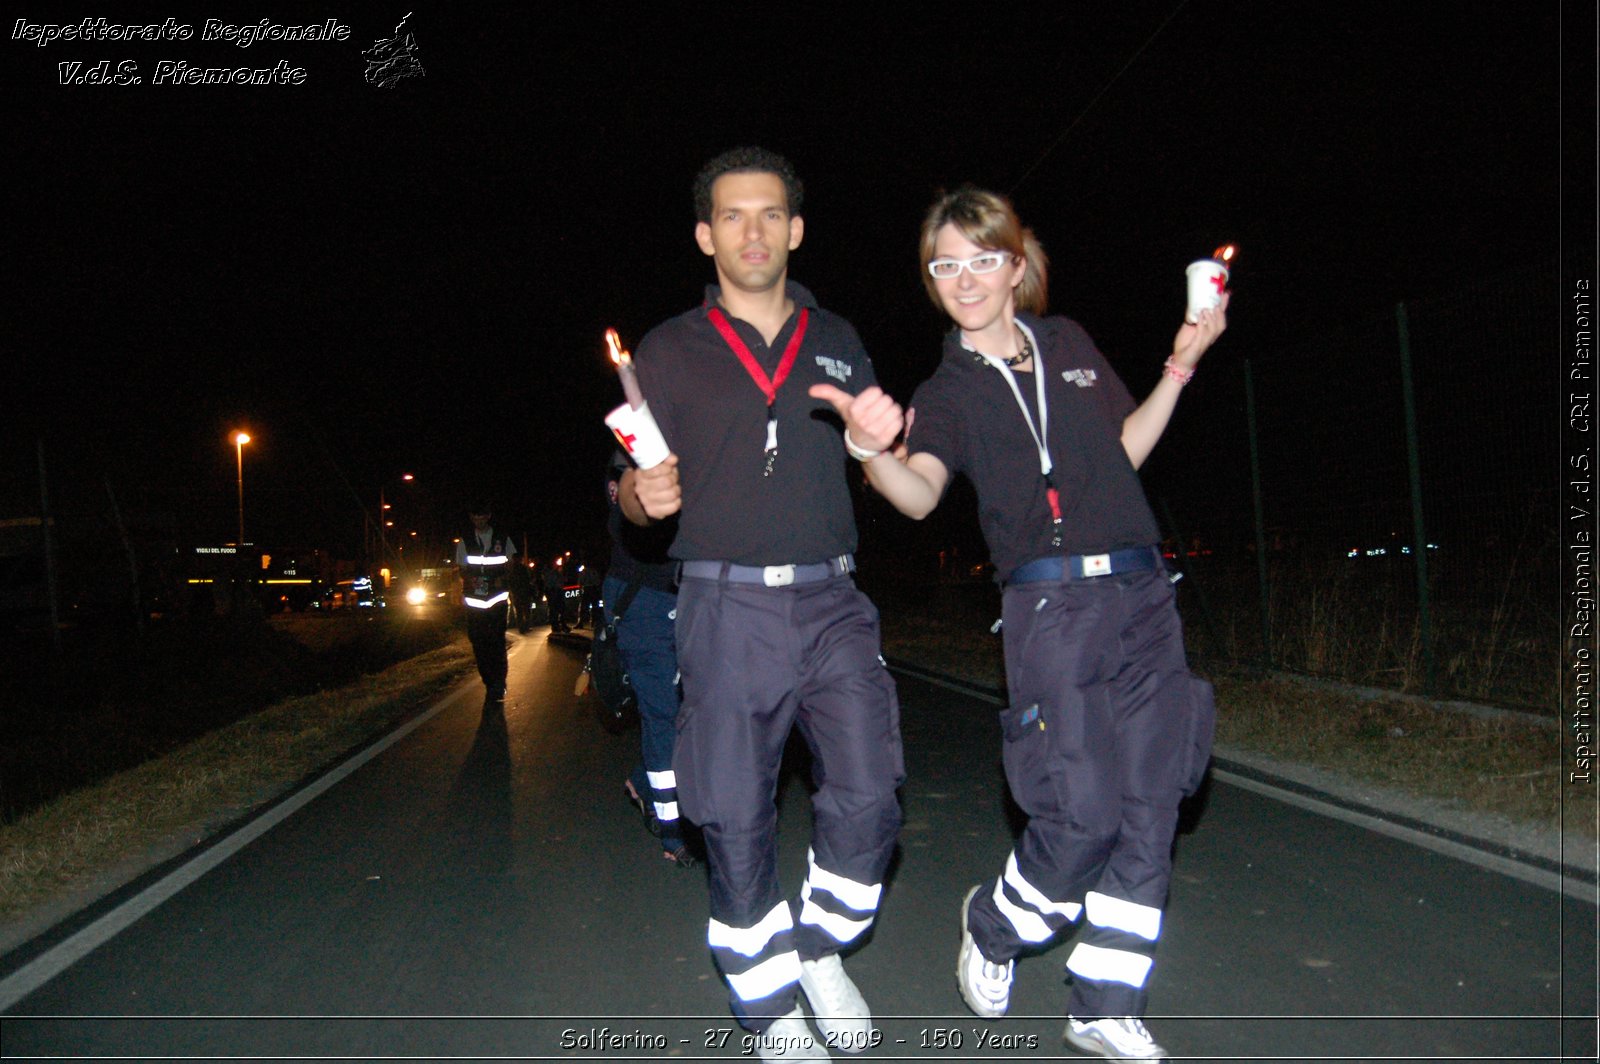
[1184,254,1232,324]
[604,402,670,469]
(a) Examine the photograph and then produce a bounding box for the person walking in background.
[542,556,569,633]
[623,147,904,1062]
[603,450,695,868]
[455,502,518,703]
[508,553,534,633]
[813,186,1226,1060]
[579,557,603,630]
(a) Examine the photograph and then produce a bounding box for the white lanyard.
[968,320,1052,477]
[967,319,1064,547]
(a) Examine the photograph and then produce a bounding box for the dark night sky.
[3,2,1588,569]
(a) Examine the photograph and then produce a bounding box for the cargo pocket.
[1000,701,1063,819]
[1180,675,1217,795]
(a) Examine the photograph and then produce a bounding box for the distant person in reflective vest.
[455,503,518,701]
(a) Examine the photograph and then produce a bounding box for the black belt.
[679,554,854,588]
[1006,547,1160,586]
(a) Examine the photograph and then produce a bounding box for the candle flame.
[1213,244,1237,265]
[605,328,632,368]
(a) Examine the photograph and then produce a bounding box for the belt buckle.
[763,564,796,587]
[1080,553,1112,578]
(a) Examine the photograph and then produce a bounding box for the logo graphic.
[363,12,424,88]
[1061,368,1098,388]
[815,355,853,384]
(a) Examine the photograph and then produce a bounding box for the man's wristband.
[844,431,883,462]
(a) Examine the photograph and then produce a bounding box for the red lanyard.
[707,306,809,405]
[707,306,810,476]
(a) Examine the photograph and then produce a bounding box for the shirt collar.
[946,311,1043,367]
[701,279,820,315]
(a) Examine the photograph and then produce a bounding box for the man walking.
[542,557,569,633]
[455,503,517,702]
[623,147,904,1062]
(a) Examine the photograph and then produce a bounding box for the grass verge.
[0,594,1587,955]
[0,636,474,939]
[874,590,1589,845]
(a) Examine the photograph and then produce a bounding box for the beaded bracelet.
[1163,357,1195,386]
[844,431,883,462]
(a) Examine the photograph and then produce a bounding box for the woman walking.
[811,186,1227,1059]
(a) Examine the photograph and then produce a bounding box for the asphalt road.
[1,630,1594,1062]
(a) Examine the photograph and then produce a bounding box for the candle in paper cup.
[605,401,670,469]
[1184,244,1235,324]
[606,328,645,409]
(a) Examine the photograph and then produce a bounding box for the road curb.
[884,658,1596,900]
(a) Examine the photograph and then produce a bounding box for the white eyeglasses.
[927,252,1010,279]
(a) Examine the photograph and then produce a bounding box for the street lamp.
[378,472,415,577]
[232,431,251,546]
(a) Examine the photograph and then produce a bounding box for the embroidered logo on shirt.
[815,356,853,383]
[1061,368,1098,388]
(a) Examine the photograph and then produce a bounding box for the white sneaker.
[957,885,1013,1018]
[799,954,873,1052]
[1065,1016,1169,1060]
[754,1007,831,1062]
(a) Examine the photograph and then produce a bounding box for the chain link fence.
[1166,262,1559,711]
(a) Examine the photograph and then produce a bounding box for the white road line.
[3,655,1586,1012]
[1212,769,1592,902]
[887,663,1594,903]
[0,679,482,1012]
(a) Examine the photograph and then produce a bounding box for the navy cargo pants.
[673,569,904,1031]
[965,568,1214,1020]
[464,600,510,695]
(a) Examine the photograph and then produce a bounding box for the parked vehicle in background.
[323,575,382,610]
[402,568,453,610]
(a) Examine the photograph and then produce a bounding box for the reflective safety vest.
[462,530,513,609]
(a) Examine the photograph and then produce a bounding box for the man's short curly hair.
[693,146,804,223]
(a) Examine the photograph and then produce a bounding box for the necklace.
[969,324,1033,367]
[1001,335,1033,367]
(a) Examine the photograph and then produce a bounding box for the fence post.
[37,439,62,657]
[105,478,144,633]
[1395,302,1436,695]
[1244,360,1272,665]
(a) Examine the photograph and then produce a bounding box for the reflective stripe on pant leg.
[991,850,1083,944]
[709,900,803,1009]
[1064,890,1163,991]
[797,847,882,947]
[646,769,680,825]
